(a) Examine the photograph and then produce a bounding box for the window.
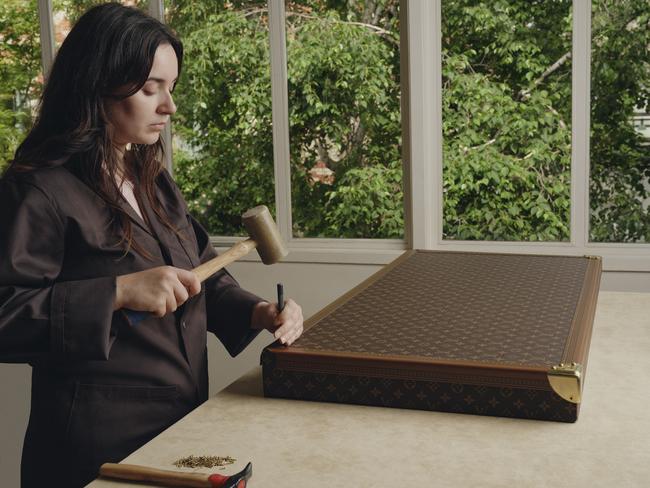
[0,0,42,172]
[53,0,147,49]
[166,0,274,237]
[589,0,650,243]
[11,0,650,271]
[441,0,572,242]
[286,1,403,239]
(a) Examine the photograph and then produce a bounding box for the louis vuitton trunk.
[261,250,601,422]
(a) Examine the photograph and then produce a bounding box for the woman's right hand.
[114,266,201,317]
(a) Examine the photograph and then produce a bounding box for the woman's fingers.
[280,323,304,346]
[163,293,177,317]
[166,268,202,313]
[171,276,190,306]
[249,298,304,343]
[273,299,304,345]
[176,268,201,297]
[273,298,300,326]
[116,266,200,315]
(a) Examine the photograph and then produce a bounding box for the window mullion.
[148,0,164,19]
[571,0,591,248]
[432,0,443,248]
[405,0,438,250]
[148,0,173,174]
[268,0,292,242]
[37,0,55,80]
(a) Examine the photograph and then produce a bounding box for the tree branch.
[545,104,567,130]
[242,7,266,18]
[517,11,645,101]
[518,51,571,100]
[285,12,399,46]
[460,137,497,154]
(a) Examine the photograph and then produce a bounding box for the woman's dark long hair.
[7,2,184,258]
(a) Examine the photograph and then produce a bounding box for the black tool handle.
[277,283,284,312]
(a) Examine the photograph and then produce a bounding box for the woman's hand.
[251,299,304,346]
[114,266,201,317]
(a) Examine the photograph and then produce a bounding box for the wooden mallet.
[125,205,288,325]
[99,461,252,487]
[192,204,288,281]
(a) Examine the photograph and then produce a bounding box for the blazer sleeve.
[0,177,117,363]
[189,214,263,357]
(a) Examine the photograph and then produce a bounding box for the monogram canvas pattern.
[261,362,578,422]
[292,251,588,367]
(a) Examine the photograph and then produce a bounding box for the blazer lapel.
[61,165,156,239]
[139,187,200,269]
[117,197,155,238]
[138,190,178,261]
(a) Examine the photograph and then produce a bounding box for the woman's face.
[105,43,178,151]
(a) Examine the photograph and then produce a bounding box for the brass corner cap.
[547,362,583,404]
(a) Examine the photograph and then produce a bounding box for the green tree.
[168,0,403,237]
[2,0,646,243]
[286,2,402,237]
[441,0,573,241]
[0,1,148,173]
[0,0,41,173]
[442,0,649,242]
[589,0,650,242]
[168,2,275,235]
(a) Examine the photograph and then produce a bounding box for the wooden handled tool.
[99,461,252,488]
[124,205,288,325]
[192,204,288,281]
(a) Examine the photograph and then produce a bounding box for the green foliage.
[286,7,402,237]
[0,0,149,174]
[441,0,573,241]
[589,1,650,242]
[1,0,647,243]
[169,4,274,235]
[325,160,403,238]
[169,0,403,238]
[52,0,150,25]
[0,0,41,173]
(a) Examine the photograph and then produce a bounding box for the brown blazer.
[0,166,262,487]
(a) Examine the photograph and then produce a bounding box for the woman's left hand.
[251,299,304,346]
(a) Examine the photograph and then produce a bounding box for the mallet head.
[241,205,288,265]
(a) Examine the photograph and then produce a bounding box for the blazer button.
[181,320,187,329]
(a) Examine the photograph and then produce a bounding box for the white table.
[88,292,650,488]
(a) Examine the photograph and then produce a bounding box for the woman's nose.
[159,92,177,115]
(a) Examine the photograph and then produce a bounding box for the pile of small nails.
[173,455,236,469]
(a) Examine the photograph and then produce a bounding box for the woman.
[0,3,303,487]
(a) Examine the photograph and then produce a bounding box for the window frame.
[36,0,650,272]
[418,0,649,273]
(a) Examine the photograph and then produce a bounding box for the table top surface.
[88,291,650,488]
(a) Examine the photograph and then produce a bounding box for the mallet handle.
[99,462,212,487]
[193,238,258,282]
[123,238,259,326]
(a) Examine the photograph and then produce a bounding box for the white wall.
[0,261,647,487]
[0,364,30,488]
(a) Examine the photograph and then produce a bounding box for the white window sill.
[211,237,650,271]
